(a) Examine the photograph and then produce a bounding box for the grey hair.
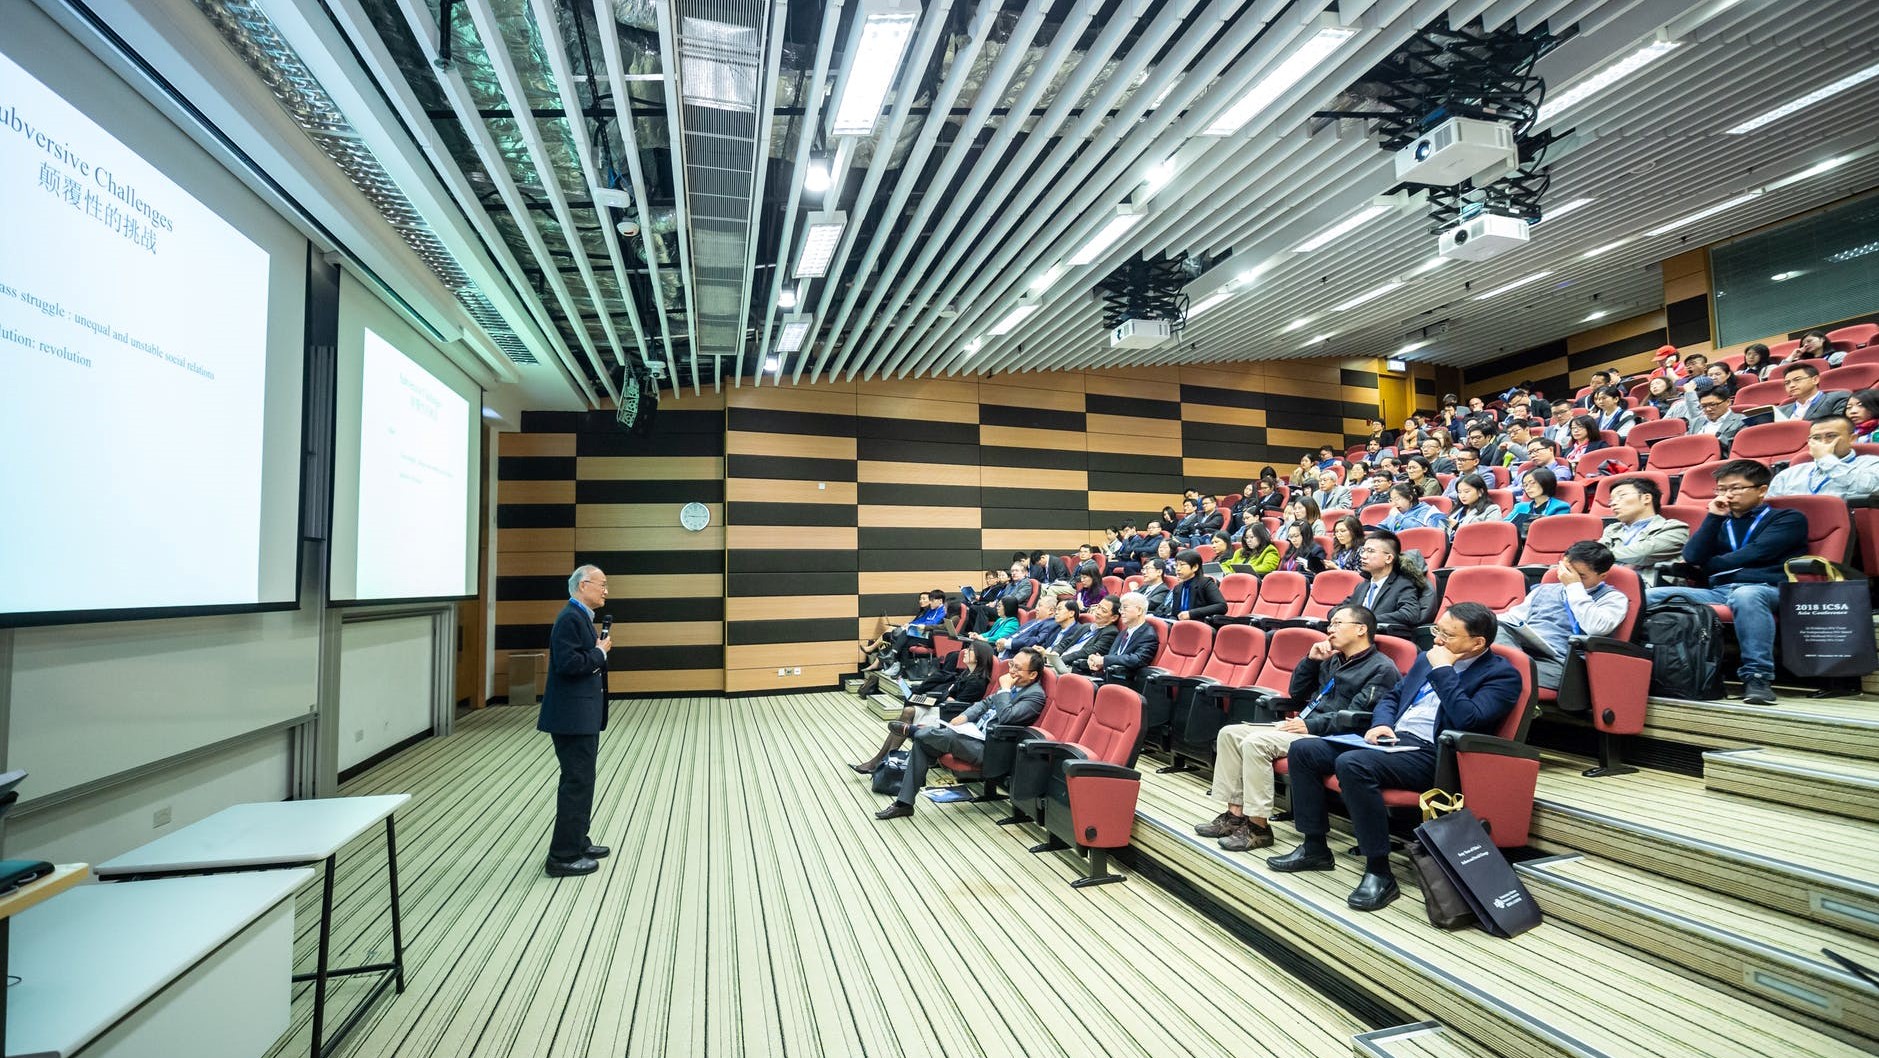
[569,564,601,597]
[1119,591,1149,612]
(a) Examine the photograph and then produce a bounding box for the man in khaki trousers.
[1196,605,1401,851]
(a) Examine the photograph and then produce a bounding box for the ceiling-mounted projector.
[1395,116,1519,187]
[1111,318,1173,348]
[1439,213,1530,260]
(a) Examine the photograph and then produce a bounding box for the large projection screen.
[330,273,481,603]
[0,34,304,626]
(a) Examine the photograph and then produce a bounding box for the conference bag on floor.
[1779,558,1878,679]
[1413,804,1542,939]
[1408,791,1476,931]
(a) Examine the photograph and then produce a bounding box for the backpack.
[1639,600,1725,700]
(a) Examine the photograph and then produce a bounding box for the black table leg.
[2,915,11,1058]
[310,853,336,1058]
[384,816,405,993]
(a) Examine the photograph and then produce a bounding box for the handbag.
[1409,790,1477,930]
[870,750,910,795]
[1414,803,1543,939]
[1779,558,1878,679]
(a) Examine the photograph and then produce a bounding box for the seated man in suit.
[1139,558,1174,617]
[994,588,1067,658]
[1310,469,1353,514]
[874,647,1048,819]
[1050,595,1118,674]
[1166,550,1227,622]
[1677,378,1745,453]
[1339,530,1434,632]
[1196,605,1399,852]
[1082,591,1160,689]
[1597,477,1689,574]
[1271,602,1523,911]
[1775,362,1850,422]
[1170,498,1204,543]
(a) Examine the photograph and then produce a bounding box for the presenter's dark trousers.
[1285,736,1436,857]
[895,726,984,807]
[549,732,599,861]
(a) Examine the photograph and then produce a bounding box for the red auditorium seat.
[1358,502,1394,526]
[1439,566,1529,617]
[1315,643,1541,848]
[1215,572,1259,623]
[1732,379,1790,412]
[1487,488,1515,514]
[1396,526,1448,569]
[1551,478,1589,512]
[1627,417,1687,452]
[1102,575,1123,598]
[1827,323,1878,348]
[1247,571,1309,624]
[1195,544,1218,563]
[1729,420,1810,464]
[1634,405,1660,422]
[939,667,1057,799]
[1302,570,1362,621]
[1138,620,1215,754]
[1660,504,1709,536]
[1768,495,1854,563]
[1347,486,1372,509]
[1168,624,1270,768]
[1374,634,1419,675]
[1768,338,1803,359]
[1421,496,1454,515]
[986,673,1097,825]
[1844,346,1879,367]
[1546,565,1649,778]
[1201,626,1321,734]
[1518,515,1603,570]
[1643,433,1720,477]
[1576,445,1639,480]
[1820,363,1879,393]
[1673,460,1727,507]
[1034,683,1148,887]
[1588,472,1673,518]
[1123,574,1145,593]
[1447,521,1519,567]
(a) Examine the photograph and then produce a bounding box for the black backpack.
[1639,600,1726,701]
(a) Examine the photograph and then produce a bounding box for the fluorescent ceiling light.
[1143,157,1177,192]
[793,211,847,278]
[1770,271,1803,282]
[1728,60,1879,134]
[1472,271,1553,300]
[1187,290,1234,320]
[1643,189,1762,237]
[962,337,984,356]
[1236,261,1275,286]
[803,158,832,194]
[829,2,919,136]
[1294,204,1390,252]
[1397,340,1430,355]
[1068,204,1147,266]
[1786,155,1849,183]
[1582,239,1629,259]
[988,302,1040,336]
[1537,38,1680,125]
[1583,309,1608,322]
[1828,241,1879,263]
[1280,316,1315,333]
[1205,26,1358,136]
[1410,256,1450,276]
[1029,263,1065,295]
[1543,197,1595,221]
[775,315,811,352]
[778,287,798,309]
[1332,281,1403,312]
[763,356,781,372]
[1301,333,1333,348]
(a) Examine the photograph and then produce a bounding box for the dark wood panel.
[726,501,859,527]
[726,617,861,646]
[726,454,859,481]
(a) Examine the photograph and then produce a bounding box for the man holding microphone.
[539,564,613,877]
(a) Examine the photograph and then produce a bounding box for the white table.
[6,869,313,1058]
[93,795,412,1058]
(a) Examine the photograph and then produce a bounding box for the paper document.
[1504,621,1560,660]
[1324,733,1421,753]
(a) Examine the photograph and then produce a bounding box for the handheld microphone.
[600,615,613,637]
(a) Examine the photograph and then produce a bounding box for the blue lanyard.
[1724,506,1770,551]
[1300,676,1337,717]
[1808,464,1834,494]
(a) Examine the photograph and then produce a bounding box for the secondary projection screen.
[330,274,480,603]
[0,41,304,625]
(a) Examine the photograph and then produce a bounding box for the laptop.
[1202,562,1225,577]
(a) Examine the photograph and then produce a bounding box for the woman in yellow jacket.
[1220,524,1280,576]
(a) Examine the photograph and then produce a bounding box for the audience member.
[1510,468,1573,532]
[1270,601,1522,911]
[1083,591,1161,688]
[1647,347,1683,384]
[1328,516,1366,571]
[1167,550,1227,621]
[1195,604,1399,852]
[1768,416,1879,499]
[1341,530,1433,630]
[981,596,1022,643]
[1739,342,1773,381]
[1494,541,1628,689]
[1402,456,1442,497]
[1598,478,1689,573]
[874,647,1048,820]
[1140,558,1174,616]
[1448,473,1504,532]
[1642,376,1679,417]
[1251,478,1287,516]
[1442,448,1485,499]
[1418,436,1457,475]
[1311,469,1353,513]
[1071,565,1108,609]
[1847,390,1879,441]
[993,587,1066,656]
[1499,419,1535,467]
[1791,330,1844,368]
[1525,437,1575,481]
[1646,459,1808,705]
[1030,549,1069,583]
[852,639,995,773]
[1563,414,1610,464]
[1379,483,1446,532]
[1590,386,1637,440]
[1223,524,1280,576]
[1276,522,1326,580]
[1679,379,1744,453]
[1281,497,1326,541]
[1775,362,1850,422]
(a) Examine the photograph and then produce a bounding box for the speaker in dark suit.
[539,565,613,876]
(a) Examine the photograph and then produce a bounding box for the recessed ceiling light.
[988,302,1040,336]
[1536,38,1680,125]
[793,211,847,277]
[1332,281,1403,312]
[1472,271,1553,301]
[1068,204,1147,266]
[775,315,811,352]
[1727,59,1879,134]
[1280,317,1315,333]
[1543,197,1595,221]
[1204,25,1358,136]
[829,0,920,136]
[1294,204,1390,252]
[1397,339,1431,355]
[763,356,781,372]
[1583,309,1608,322]
[1643,189,1763,237]
[1770,271,1803,282]
[1582,239,1629,259]
[779,287,798,309]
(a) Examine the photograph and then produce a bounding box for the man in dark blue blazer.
[1270,601,1524,911]
[538,564,613,877]
[1088,591,1160,689]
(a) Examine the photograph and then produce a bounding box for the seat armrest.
[939,703,968,722]
[1062,761,1140,782]
[987,723,1047,743]
[1336,709,1375,732]
[1019,739,1092,762]
[1572,635,1649,659]
[1438,730,1539,760]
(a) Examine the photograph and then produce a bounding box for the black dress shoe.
[1267,845,1336,872]
[1347,871,1400,911]
[585,844,610,859]
[545,855,599,877]
[875,801,915,820]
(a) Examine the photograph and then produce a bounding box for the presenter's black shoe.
[1347,872,1400,912]
[544,855,599,877]
[585,844,610,859]
[1742,675,1777,705]
[875,801,915,820]
[1266,845,1336,873]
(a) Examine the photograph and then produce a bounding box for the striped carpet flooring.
[261,695,1367,1058]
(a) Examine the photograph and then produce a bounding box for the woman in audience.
[1154,536,1179,568]
[1378,482,1446,532]
[1222,524,1280,576]
[1329,515,1366,571]
[1509,468,1572,532]
[851,639,994,773]
[1847,389,1879,441]
[1704,362,1735,390]
[1402,455,1442,497]
[1160,504,1180,530]
[1290,454,1318,488]
[1102,526,1123,559]
[1792,330,1843,367]
[1642,376,1679,417]
[1252,477,1286,517]
[1447,473,1504,533]
[1590,386,1636,440]
[1279,496,1325,542]
[1740,342,1774,380]
[1563,413,1609,465]
[1275,522,1325,580]
[1072,565,1107,610]
[980,596,1023,643]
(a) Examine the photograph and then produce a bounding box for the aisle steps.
[1702,747,1879,823]
[1353,1022,1495,1058]
[1643,696,1879,761]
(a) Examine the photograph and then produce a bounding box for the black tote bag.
[1413,807,1543,939]
[1780,559,1877,679]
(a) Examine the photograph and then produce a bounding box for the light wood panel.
[980,466,1087,491]
[857,571,986,596]
[575,526,724,551]
[857,460,983,487]
[577,503,723,528]
[501,433,576,457]
[1181,458,1260,481]
[855,376,982,405]
[726,430,858,460]
[980,529,1092,552]
[984,369,1087,394]
[856,505,979,529]
[609,668,724,693]
[726,596,860,622]
[499,528,576,552]
[725,641,855,671]
[980,385,1087,412]
[1087,414,1181,441]
[726,478,859,504]
[1182,404,1265,427]
[727,525,857,550]
[980,425,1088,451]
[579,456,725,480]
[727,385,856,415]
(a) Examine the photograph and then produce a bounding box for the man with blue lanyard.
[1646,460,1808,705]
[1768,416,1879,500]
[1494,541,1630,690]
[1195,605,1399,853]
